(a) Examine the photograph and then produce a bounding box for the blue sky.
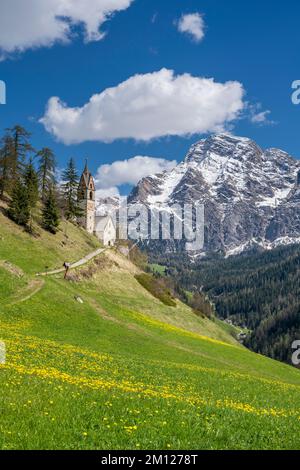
[0,0,299,196]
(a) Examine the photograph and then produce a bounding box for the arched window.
[90,191,93,200]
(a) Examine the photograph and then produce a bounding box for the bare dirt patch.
[0,261,24,278]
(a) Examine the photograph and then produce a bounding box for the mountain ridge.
[129,133,300,256]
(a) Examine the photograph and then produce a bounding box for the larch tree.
[6,125,33,185]
[37,147,56,201]
[0,134,14,197]
[24,158,39,232]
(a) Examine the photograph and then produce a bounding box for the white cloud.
[41,68,245,144]
[249,104,274,125]
[177,13,205,43]
[251,110,272,124]
[95,155,177,198]
[0,0,133,57]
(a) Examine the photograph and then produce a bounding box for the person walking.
[63,262,71,279]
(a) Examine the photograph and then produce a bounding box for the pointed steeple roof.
[83,158,89,175]
[80,159,94,189]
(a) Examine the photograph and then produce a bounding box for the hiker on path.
[63,262,71,279]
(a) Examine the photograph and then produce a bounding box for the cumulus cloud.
[95,155,177,197]
[41,68,245,144]
[177,13,205,43]
[0,0,133,57]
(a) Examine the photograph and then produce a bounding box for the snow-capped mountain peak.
[129,133,300,255]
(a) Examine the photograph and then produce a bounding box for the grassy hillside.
[1,212,300,450]
[0,201,101,273]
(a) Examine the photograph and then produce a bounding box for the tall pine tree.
[42,187,60,234]
[62,158,82,220]
[25,158,39,208]
[24,159,39,232]
[0,134,14,197]
[6,125,33,186]
[37,148,56,201]
[8,179,30,227]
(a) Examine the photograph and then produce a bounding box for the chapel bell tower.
[78,161,95,234]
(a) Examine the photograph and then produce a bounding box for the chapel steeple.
[78,160,95,234]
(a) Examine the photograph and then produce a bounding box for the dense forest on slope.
[149,245,300,364]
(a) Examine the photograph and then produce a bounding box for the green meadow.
[0,211,300,450]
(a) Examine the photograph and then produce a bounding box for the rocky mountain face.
[129,134,300,256]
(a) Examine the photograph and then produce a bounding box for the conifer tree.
[62,158,82,220]
[6,125,33,185]
[8,179,30,227]
[23,159,39,232]
[37,147,56,201]
[0,134,14,197]
[24,158,39,209]
[42,187,60,234]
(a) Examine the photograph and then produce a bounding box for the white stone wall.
[95,219,116,246]
[86,200,95,234]
[79,198,95,234]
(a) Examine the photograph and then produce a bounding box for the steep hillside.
[1,214,300,449]
[0,201,101,273]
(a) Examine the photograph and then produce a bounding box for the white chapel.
[78,163,116,246]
